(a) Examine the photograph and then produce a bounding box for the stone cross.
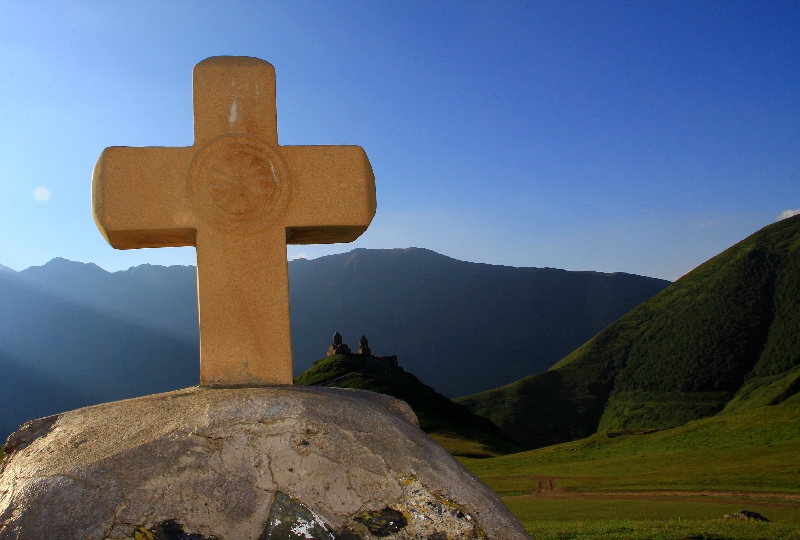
[92,56,376,386]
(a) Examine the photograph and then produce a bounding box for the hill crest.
[295,349,525,458]
[458,215,800,448]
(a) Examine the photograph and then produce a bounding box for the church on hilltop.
[324,332,398,367]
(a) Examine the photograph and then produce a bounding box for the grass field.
[462,399,800,538]
[502,517,800,540]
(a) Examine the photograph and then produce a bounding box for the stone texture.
[92,56,376,387]
[0,386,530,539]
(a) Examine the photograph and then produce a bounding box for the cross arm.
[280,145,376,244]
[92,146,197,249]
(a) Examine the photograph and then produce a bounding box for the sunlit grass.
[504,495,798,522]
[463,399,800,495]
[516,518,800,540]
[462,399,800,537]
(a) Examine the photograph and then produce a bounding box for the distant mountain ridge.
[288,248,669,396]
[0,248,668,438]
[457,215,800,449]
[15,258,198,342]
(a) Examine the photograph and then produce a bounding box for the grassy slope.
[464,396,800,495]
[457,215,800,449]
[463,396,800,538]
[295,355,525,458]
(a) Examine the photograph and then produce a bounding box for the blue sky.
[1,1,798,280]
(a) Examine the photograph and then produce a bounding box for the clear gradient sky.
[1,1,798,280]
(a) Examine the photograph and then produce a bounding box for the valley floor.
[461,399,800,539]
[485,486,800,539]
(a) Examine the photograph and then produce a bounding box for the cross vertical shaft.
[196,229,293,385]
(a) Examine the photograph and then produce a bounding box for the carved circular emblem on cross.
[188,134,290,232]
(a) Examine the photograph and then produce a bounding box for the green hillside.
[465,395,800,495]
[457,215,800,449]
[462,396,800,539]
[295,354,525,458]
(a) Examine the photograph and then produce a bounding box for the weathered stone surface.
[0,386,529,539]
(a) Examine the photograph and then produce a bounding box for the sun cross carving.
[92,56,376,386]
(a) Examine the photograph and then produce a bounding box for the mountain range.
[457,214,800,450]
[0,248,667,438]
[288,248,668,396]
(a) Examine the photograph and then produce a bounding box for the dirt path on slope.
[499,476,800,508]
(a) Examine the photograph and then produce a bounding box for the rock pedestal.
[0,386,530,539]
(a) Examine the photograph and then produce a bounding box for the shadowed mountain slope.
[0,351,94,439]
[289,248,668,396]
[295,354,526,458]
[457,215,800,449]
[0,270,199,438]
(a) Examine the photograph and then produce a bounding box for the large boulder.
[0,386,529,539]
